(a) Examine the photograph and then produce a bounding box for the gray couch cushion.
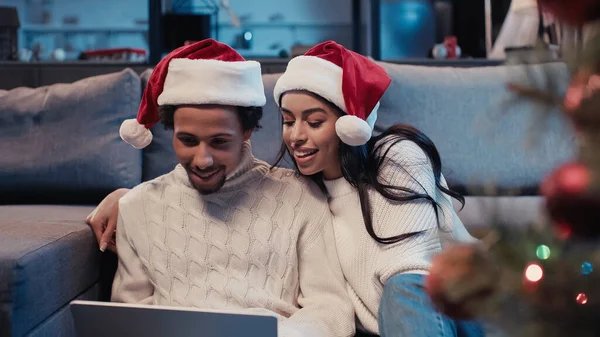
[139,68,179,182]
[139,61,575,192]
[0,205,100,337]
[27,283,101,337]
[455,196,543,228]
[251,73,293,168]
[0,205,96,222]
[141,72,291,181]
[375,62,577,194]
[0,69,143,204]
[142,123,178,181]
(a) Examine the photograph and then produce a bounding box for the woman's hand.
[86,188,130,253]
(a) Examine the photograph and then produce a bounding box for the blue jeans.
[377,274,486,337]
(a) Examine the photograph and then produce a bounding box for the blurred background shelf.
[21,25,148,33]
[5,0,513,63]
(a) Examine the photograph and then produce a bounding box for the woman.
[271,41,482,337]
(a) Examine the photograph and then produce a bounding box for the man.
[99,39,354,337]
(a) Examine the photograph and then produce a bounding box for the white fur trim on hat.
[158,58,266,107]
[273,56,347,112]
[120,118,153,149]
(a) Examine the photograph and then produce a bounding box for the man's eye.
[179,136,197,146]
[213,138,229,145]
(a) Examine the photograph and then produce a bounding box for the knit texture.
[112,142,355,337]
[323,138,477,334]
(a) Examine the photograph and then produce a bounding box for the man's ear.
[243,129,253,142]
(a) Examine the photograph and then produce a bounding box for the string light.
[536,245,551,260]
[525,263,544,282]
[582,262,593,275]
[576,293,588,305]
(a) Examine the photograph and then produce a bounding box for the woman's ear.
[243,129,253,142]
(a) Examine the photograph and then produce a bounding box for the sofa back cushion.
[0,68,142,204]
[375,62,576,194]
[249,73,294,168]
[141,61,576,195]
[140,69,178,181]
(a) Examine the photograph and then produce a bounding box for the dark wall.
[0,60,289,90]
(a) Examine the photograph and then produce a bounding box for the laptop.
[70,300,278,337]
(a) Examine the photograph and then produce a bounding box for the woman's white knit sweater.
[323,139,477,334]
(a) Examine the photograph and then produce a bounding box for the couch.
[0,59,575,337]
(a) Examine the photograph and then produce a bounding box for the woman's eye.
[283,120,294,126]
[308,121,323,128]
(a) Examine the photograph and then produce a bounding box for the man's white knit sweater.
[111,142,354,337]
[323,139,477,334]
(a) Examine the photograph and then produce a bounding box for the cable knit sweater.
[111,142,355,337]
[323,139,477,334]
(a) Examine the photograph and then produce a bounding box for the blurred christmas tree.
[425,1,600,336]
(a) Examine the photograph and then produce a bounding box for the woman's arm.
[371,139,485,336]
[111,198,154,304]
[371,139,475,282]
[86,188,131,252]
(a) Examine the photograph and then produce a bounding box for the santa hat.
[120,38,266,149]
[273,40,391,146]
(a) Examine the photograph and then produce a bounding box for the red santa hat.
[273,40,391,146]
[120,38,266,149]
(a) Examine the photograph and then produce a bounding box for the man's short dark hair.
[158,105,263,132]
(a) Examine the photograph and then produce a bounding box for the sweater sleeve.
[371,139,459,284]
[438,174,479,245]
[278,197,355,337]
[111,197,154,304]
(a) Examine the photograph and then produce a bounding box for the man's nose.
[191,144,214,169]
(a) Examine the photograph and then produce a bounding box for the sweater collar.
[323,176,356,199]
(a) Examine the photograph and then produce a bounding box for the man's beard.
[195,174,226,195]
[185,165,227,195]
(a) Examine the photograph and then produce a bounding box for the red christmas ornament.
[554,222,573,240]
[444,36,459,59]
[541,162,590,197]
[541,162,600,238]
[538,0,600,25]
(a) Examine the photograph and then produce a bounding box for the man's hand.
[86,188,130,253]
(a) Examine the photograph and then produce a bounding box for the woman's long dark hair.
[273,92,464,244]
